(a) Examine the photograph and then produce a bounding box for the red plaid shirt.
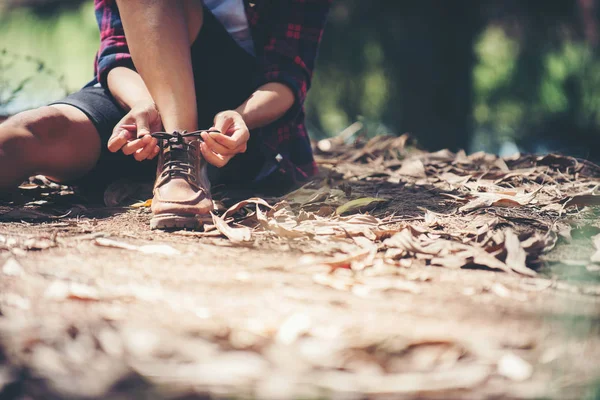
[93,0,332,183]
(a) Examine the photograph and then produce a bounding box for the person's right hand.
[107,100,163,161]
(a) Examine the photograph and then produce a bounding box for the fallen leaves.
[45,281,100,302]
[1,132,599,400]
[504,230,536,276]
[497,353,533,382]
[211,213,252,243]
[396,158,427,179]
[458,187,542,213]
[94,237,180,256]
[2,258,24,277]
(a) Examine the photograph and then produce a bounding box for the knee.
[1,106,66,143]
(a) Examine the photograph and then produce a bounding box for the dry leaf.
[359,364,492,394]
[3,293,31,310]
[130,199,152,208]
[504,230,537,276]
[211,213,252,243]
[354,277,422,295]
[276,314,312,345]
[497,353,533,381]
[222,198,272,219]
[94,238,180,256]
[2,258,24,276]
[256,205,306,239]
[397,158,427,178]
[321,244,376,270]
[562,186,600,208]
[137,244,181,256]
[459,188,541,213]
[313,273,355,291]
[45,281,100,302]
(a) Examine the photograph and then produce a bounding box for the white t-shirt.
[204,0,255,55]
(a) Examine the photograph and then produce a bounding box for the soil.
[0,136,599,400]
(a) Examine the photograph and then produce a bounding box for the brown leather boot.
[149,130,214,230]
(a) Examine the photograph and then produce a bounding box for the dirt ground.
[1,135,600,399]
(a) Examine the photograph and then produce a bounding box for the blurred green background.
[2,0,600,159]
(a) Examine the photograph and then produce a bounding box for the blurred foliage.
[0,49,69,113]
[0,1,96,113]
[2,0,600,159]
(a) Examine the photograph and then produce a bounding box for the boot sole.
[150,213,212,231]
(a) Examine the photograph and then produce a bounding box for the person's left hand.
[200,110,250,168]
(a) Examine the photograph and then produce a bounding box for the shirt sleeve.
[93,0,135,88]
[257,0,333,120]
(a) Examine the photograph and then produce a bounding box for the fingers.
[200,142,231,168]
[134,112,151,138]
[134,136,159,161]
[202,130,249,152]
[107,128,136,153]
[213,112,235,136]
[122,134,151,156]
[149,145,161,160]
[201,131,240,156]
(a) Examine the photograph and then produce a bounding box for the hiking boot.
[149,130,215,230]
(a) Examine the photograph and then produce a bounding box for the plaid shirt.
[93,0,332,183]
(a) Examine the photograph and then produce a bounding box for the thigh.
[1,104,101,182]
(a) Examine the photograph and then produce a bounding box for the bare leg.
[0,105,101,190]
[115,0,204,133]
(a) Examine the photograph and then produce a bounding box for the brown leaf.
[563,189,600,208]
[384,230,436,256]
[504,230,537,276]
[211,213,252,243]
[94,238,181,255]
[45,281,100,302]
[360,364,492,395]
[397,158,426,178]
[256,206,306,239]
[321,244,376,270]
[470,248,513,274]
[459,188,541,213]
[497,353,533,381]
[222,198,272,219]
[313,272,355,291]
[276,314,312,345]
[438,172,472,188]
[2,258,24,276]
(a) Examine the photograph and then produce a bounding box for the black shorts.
[52,7,267,192]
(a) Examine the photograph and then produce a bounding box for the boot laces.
[151,129,219,186]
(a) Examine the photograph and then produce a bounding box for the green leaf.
[335,197,388,216]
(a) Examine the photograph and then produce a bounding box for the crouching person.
[0,0,332,229]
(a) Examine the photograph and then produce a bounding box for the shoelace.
[151,129,219,184]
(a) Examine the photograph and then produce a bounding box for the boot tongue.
[157,140,196,184]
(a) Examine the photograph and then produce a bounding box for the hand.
[200,110,250,168]
[107,100,163,161]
